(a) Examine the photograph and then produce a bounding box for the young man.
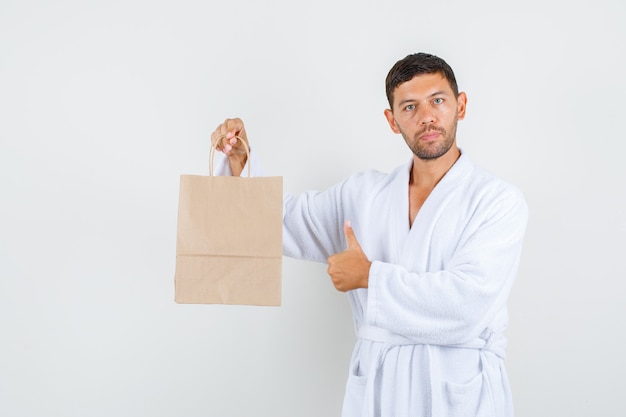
[211,53,528,417]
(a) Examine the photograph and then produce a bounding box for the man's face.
[384,73,467,160]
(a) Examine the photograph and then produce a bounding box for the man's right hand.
[210,118,249,177]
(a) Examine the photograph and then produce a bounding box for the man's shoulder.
[464,156,522,190]
[458,156,527,213]
[342,162,409,191]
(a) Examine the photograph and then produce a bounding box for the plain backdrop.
[1,0,625,416]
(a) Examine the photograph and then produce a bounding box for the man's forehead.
[395,72,450,95]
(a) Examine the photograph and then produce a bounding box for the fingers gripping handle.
[209,135,251,177]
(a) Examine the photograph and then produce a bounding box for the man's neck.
[410,146,461,189]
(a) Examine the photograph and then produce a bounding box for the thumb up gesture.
[327,221,371,292]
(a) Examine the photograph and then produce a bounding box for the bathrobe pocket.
[442,369,495,417]
[341,345,368,417]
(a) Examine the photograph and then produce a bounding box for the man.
[211,53,528,417]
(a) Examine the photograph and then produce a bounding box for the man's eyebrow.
[429,90,449,97]
[398,91,449,106]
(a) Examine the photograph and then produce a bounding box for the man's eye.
[405,104,415,111]
[433,98,443,104]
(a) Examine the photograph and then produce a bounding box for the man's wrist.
[228,155,247,176]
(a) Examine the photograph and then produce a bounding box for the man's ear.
[384,109,401,134]
[456,92,467,120]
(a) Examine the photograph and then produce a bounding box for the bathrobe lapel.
[398,153,473,273]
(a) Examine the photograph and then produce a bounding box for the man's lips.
[419,131,442,141]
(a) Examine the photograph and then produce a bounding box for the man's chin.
[413,143,451,160]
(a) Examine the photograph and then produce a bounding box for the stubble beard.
[399,119,458,161]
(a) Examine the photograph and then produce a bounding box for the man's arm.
[365,192,528,345]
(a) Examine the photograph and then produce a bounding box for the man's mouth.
[418,130,443,141]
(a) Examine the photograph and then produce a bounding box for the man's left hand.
[327,221,371,292]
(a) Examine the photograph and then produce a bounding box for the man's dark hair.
[385,53,459,109]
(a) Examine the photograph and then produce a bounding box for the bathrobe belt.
[356,325,505,417]
[357,325,506,358]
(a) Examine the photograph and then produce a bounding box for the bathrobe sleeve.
[367,187,529,345]
[281,183,348,263]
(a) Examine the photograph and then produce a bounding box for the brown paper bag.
[174,137,282,306]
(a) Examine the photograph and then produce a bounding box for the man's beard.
[399,121,458,160]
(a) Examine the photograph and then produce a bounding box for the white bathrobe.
[216,151,528,417]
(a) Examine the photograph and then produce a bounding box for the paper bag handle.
[209,135,251,177]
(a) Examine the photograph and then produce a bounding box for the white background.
[1,0,625,416]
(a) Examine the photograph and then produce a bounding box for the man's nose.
[418,107,436,125]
